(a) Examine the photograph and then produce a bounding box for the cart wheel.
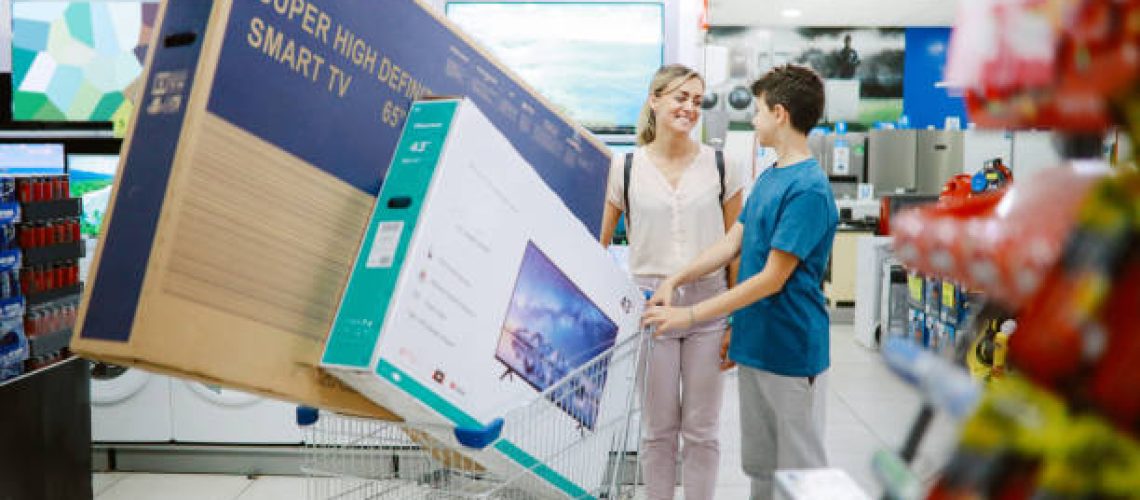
[454,417,503,449]
[296,405,319,426]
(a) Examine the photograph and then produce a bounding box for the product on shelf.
[893,166,1105,309]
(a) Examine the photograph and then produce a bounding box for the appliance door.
[809,134,832,174]
[915,130,964,194]
[90,362,150,405]
[868,129,917,196]
[90,362,172,442]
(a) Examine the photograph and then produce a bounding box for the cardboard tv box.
[321,98,644,496]
[71,0,610,418]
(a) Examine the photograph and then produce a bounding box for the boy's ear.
[773,103,789,125]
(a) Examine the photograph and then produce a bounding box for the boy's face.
[751,93,780,147]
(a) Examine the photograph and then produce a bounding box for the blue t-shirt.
[729,158,838,377]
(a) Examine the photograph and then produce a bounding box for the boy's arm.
[644,248,798,334]
[649,222,744,306]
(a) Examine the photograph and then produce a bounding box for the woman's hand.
[649,278,678,307]
[642,305,692,337]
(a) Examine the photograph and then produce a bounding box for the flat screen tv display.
[66,153,118,238]
[0,143,65,175]
[496,242,619,430]
[11,1,159,122]
[446,2,663,134]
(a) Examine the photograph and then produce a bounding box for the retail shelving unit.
[0,179,90,500]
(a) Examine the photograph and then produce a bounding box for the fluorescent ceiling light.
[781,8,803,18]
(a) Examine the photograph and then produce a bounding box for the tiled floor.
[93,325,960,499]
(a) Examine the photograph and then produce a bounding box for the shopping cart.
[298,319,657,499]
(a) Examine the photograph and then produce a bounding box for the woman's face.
[650,77,704,136]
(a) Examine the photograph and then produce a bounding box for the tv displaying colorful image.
[496,242,619,430]
[446,2,663,134]
[67,154,118,237]
[11,1,159,122]
[0,143,65,175]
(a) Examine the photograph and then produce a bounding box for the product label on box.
[81,0,216,342]
[208,0,607,234]
[365,221,403,269]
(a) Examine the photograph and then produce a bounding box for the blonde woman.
[600,64,743,500]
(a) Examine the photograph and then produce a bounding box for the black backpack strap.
[715,149,726,203]
[623,152,633,231]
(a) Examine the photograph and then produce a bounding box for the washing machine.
[170,380,303,444]
[90,362,173,442]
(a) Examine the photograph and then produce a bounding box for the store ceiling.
[708,0,960,27]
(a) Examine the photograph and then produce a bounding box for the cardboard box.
[71,0,610,418]
[321,98,644,496]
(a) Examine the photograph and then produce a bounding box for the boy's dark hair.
[750,64,825,135]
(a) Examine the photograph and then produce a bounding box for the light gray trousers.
[636,275,727,500]
[737,365,829,500]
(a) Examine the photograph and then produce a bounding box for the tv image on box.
[496,242,619,430]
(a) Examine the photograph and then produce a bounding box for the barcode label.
[366,221,404,268]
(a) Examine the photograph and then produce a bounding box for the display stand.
[0,356,92,500]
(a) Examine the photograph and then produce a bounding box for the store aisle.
[93,325,960,500]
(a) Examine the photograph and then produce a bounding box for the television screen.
[67,153,118,238]
[0,143,65,174]
[11,1,159,122]
[496,242,619,430]
[446,2,663,134]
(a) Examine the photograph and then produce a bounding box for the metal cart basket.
[299,327,654,499]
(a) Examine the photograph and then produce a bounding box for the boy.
[642,64,837,500]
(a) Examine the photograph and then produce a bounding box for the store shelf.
[22,241,84,267]
[26,283,82,308]
[20,198,81,223]
[28,328,72,358]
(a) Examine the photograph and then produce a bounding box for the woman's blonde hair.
[636,64,705,146]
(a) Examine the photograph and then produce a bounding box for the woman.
[599,64,743,500]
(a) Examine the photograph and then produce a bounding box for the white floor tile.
[96,473,252,500]
[93,473,127,496]
[236,476,308,500]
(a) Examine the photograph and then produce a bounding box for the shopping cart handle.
[296,405,320,427]
[454,417,503,449]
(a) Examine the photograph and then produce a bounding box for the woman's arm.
[599,201,623,248]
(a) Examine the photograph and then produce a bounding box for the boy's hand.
[720,327,736,371]
[649,278,678,307]
[642,305,688,337]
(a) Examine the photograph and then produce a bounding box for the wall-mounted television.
[11,1,159,123]
[495,242,618,430]
[67,153,118,238]
[0,142,65,174]
[446,2,663,135]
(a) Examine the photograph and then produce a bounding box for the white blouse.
[606,144,744,279]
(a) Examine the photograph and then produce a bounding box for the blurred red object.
[892,166,1105,309]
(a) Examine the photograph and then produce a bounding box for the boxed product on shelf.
[906,271,924,309]
[321,98,644,497]
[72,0,611,418]
[923,275,941,319]
[0,315,28,382]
